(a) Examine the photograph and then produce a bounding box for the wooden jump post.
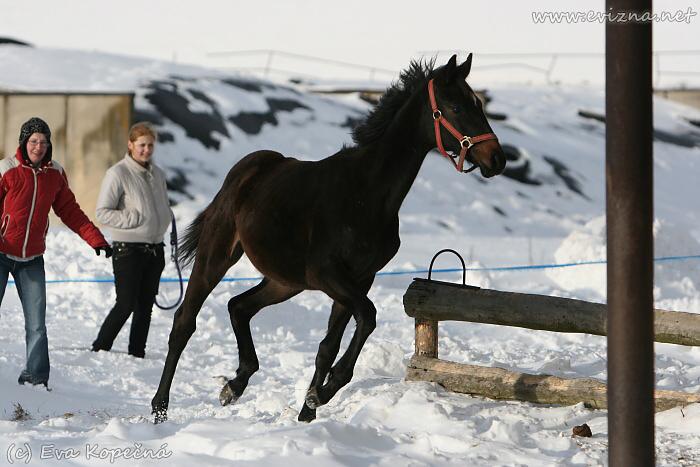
[404,278,700,411]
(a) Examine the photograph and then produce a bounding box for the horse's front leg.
[301,295,377,420]
[298,301,352,422]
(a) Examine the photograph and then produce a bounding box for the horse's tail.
[178,209,208,267]
[176,162,246,267]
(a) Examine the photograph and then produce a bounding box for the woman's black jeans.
[93,242,165,357]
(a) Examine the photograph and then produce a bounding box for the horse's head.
[428,54,506,178]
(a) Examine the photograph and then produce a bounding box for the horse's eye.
[451,105,461,114]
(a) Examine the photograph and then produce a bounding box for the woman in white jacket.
[92,122,172,358]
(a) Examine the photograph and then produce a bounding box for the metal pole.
[606,1,654,466]
[264,50,274,79]
[653,51,661,88]
[546,54,558,84]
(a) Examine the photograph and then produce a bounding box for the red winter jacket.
[0,148,108,258]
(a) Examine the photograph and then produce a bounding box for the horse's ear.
[458,53,473,78]
[443,54,458,83]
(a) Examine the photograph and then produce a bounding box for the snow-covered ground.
[1,44,700,466]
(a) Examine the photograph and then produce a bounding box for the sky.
[1,0,698,87]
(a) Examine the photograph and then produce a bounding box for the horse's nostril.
[491,152,506,173]
[498,155,505,167]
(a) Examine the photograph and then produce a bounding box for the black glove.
[95,245,113,258]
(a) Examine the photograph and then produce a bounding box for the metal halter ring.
[432,110,442,120]
[460,136,473,149]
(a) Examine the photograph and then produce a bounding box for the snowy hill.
[1,44,700,466]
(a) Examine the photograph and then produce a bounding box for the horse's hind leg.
[151,244,242,423]
[219,278,301,406]
[298,301,351,422]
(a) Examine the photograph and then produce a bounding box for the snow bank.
[547,216,700,307]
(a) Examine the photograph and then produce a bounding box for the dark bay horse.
[151,54,506,423]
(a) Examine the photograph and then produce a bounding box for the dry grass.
[11,403,31,422]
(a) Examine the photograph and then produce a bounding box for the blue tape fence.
[9,254,699,285]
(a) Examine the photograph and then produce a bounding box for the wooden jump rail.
[403,278,700,412]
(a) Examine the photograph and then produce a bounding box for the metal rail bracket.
[414,248,480,290]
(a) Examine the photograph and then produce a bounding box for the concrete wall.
[0,93,133,224]
[654,89,700,111]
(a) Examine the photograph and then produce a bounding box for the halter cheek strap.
[428,79,498,173]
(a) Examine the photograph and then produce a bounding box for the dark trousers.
[93,242,165,357]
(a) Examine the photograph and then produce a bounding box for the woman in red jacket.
[0,117,112,388]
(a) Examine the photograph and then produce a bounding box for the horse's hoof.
[219,381,241,406]
[298,403,316,423]
[151,398,168,424]
[305,388,322,410]
[152,407,168,424]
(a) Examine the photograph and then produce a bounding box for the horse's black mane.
[352,58,436,147]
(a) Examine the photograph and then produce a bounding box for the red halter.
[428,78,498,173]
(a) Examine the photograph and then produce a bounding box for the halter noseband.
[428,78,498,173]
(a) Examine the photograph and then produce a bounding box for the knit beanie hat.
[18,117,52,162]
